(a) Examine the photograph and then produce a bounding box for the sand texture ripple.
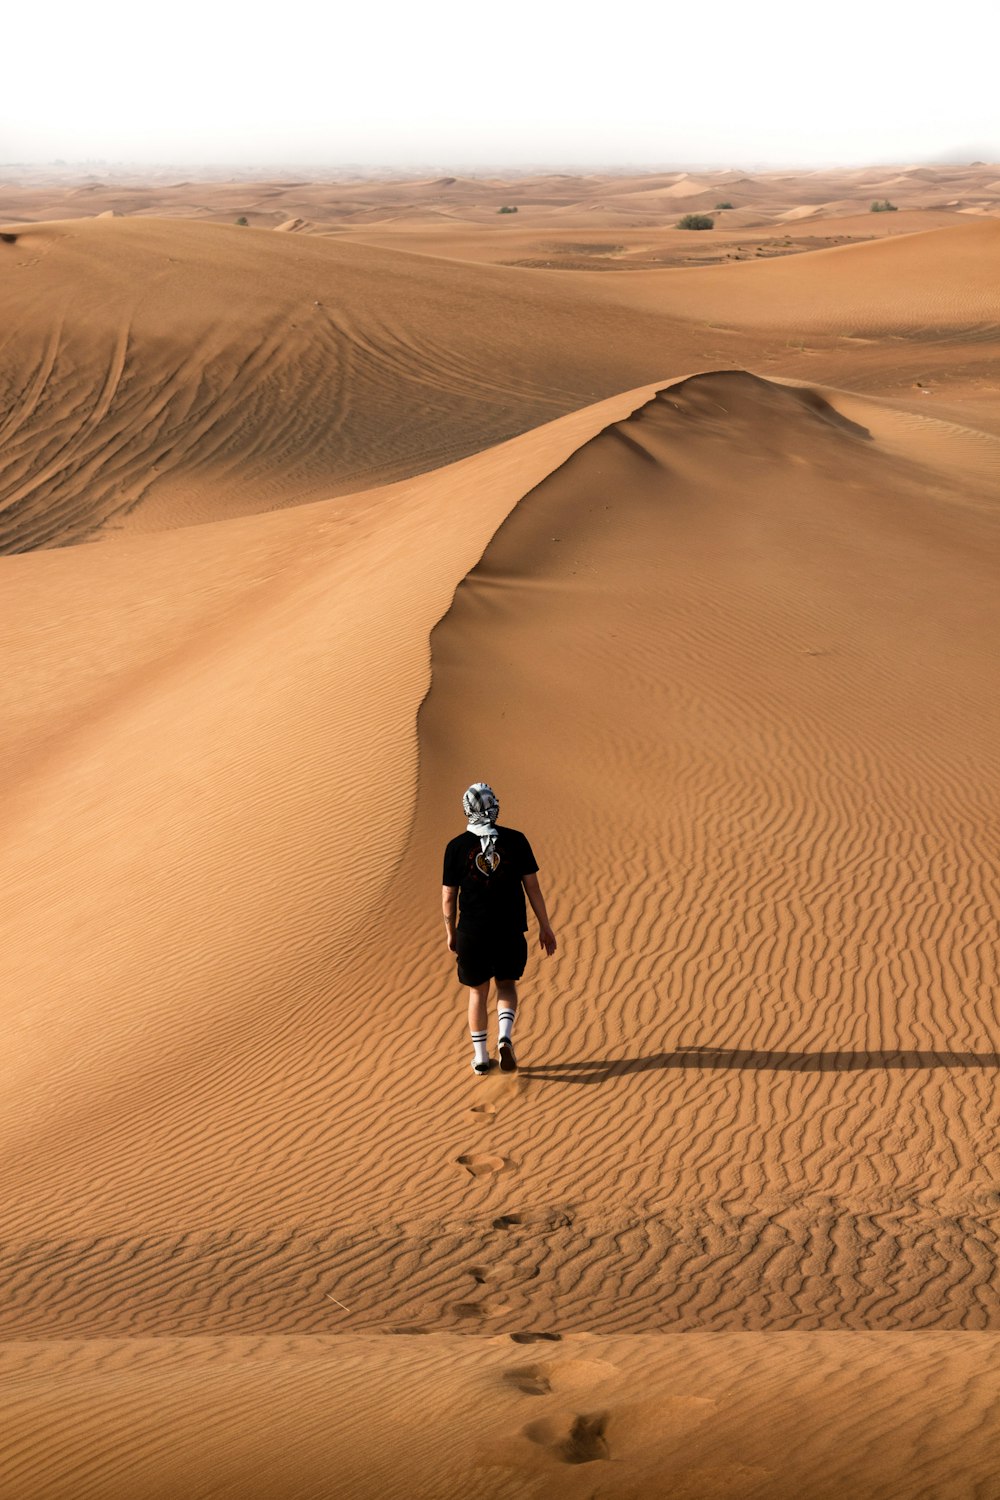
[1,174,999,1497]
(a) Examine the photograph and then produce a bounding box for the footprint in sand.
[466,1102,497,1124]
[457,1153,514,1177]
[469,1264,507,1285]
[504,1364,553,1396]
[523,1411,611,1465]
[507,1354,618,1389]
[453,1293,512,1321]
[494,1207,574,1231]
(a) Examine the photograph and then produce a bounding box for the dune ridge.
[0,218,687,549]
[2,179,1000,1495]
[3,216,999,550]
[2,373,997,1345]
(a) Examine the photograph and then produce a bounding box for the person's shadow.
[519,1046,1000,1084]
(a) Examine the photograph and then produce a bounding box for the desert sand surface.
[1,166,999,1498]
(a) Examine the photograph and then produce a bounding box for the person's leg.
[496,979,518,1071]
[496,981,518,1039]
[468,983,491,1073]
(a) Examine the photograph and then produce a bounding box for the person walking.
[442,782,557,1075]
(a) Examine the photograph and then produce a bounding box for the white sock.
[471,1030,489,1066]
[498,1008,516,1044]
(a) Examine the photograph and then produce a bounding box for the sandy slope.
[0,219,678,547]
[5,1332,1000,1499]
[590,217,1000,329]
[2,215,998,550]
[2,184,1000,1495]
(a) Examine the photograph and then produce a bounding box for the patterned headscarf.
[463,782,500,871]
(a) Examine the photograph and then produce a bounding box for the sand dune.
[4,374,998,1304]
[0,217,706,548]
[592,217,1000,330]
[2,171,1000,1496]
[3,213,998,550]
[3,160,997,234]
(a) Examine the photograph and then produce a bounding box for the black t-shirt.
[442,826,539,935]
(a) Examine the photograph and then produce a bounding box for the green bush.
[870,200,898,213]
[676,213,714,230]
[497,205,518,214]
[714,201,734,210]
[235,216,249,226]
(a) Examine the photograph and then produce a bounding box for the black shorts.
[455,928,528,988]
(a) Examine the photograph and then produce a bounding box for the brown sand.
[6,1333,1000,1498]
[1,167,999,1497]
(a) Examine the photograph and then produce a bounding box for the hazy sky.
[5,0,997,167]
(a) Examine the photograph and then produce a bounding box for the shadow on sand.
[519,1046,1000,1084]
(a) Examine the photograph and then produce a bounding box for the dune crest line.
[2,173,1000,1494]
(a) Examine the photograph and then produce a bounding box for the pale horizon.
[4,0,997,170]
[3,155,998,174]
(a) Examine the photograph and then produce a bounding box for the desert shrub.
[870,200,898,213]
[497,205,518,214]
[235,216,249,226]
[677,213,714,230]
[714,201,734,209]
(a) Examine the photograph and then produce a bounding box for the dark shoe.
[499,1038,517,1073]
[472,1057,492,1076]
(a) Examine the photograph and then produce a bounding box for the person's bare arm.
[523,872,556,955]
[442,886,459,952]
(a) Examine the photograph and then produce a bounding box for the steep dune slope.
[4,169,1000,1500]
[0,386,661,1256]
[2,374,997,1344]
[402,372,1000,1331]
[2,216,999,552]
[0,218,701,550]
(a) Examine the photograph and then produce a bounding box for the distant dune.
[2,213,997,550]
[1,169,999,1498]
[0,217,701,548]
